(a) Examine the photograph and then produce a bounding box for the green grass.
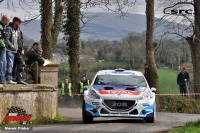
[31,110,69,125]
[158,68,180,94]
[58,63,70,69]
[168,120,200,133]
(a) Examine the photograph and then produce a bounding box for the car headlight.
[139,91,151,100]
[88,89,100,99]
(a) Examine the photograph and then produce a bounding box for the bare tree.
[146,0,159,90]
[193,0,200,97]
[156,0,200,96]
[40,0,63,60]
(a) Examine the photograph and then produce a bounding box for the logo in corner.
[2,106,32,125]
[163,2,197,15]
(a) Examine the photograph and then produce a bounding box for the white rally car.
[82,68,156,123]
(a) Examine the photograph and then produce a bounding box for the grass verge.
[0,110,69,128]
[168,120,200,133]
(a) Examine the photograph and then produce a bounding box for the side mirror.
[151,87,156,92]
[83,86,88,91]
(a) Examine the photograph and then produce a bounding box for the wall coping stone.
[0,84,57,92]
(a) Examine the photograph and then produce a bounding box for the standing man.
[60,78,73,108]
[0,15,10,84]
[5,17,26,84]
[177,66,190,96]
[144,63,150,84]
[78,75,90,106]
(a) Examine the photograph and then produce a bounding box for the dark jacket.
[25,50,44,66]
[4,22,23,53]
[144,67,150,83]
[0,21,6,48]
[177,71,190,86]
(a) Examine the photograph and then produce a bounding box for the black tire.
[145,104,156,123]
[145,116,154,123]
[82,100,93,124]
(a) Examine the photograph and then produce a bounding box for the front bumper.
[84,96,155,118]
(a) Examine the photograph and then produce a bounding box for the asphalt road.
[1,108,200,133]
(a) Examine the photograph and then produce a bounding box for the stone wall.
[0,84,58,123]
[40,61,59,87]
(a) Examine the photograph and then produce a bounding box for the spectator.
[58,78,73,108]
[177,66,190,96]
[25,42,39,57]
[4,17,23,84]
[77,75,90,107]
[25,45,44,83]
[144,63,150,84]
[0,15,10,84]
[26,45,44,66]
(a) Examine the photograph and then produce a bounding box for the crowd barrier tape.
[59,93,200,96]
[155,93,200,96]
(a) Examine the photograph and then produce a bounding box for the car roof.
[96,70,143,76]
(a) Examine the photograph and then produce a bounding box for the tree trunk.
[52,0,63,53]
[145,0,159,91]
[40,0,53,60]
[193,0,200,98]
[64,0,80,93]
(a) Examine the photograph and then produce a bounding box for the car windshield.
[93,75,147,87]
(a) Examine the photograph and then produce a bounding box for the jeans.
[179,85,187,96]
[13,52,25,82]
[6,51,15,81]
[0,48,6,82]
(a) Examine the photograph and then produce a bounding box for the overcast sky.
[0,0,194,21]
[0,0,166,20]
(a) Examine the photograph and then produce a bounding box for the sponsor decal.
[99,90,140,95]
[142,103,150,106]
[2,106,32,124]
[109,113,129,116]
[96,105,100,109]
[145,109,153,112]
[86,108,94,110]
[137,87,146,92]
[92,102,100,105]
[104,71,135,75]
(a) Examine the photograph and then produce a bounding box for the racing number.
[112,102,127,107]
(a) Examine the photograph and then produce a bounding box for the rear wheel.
[82,100,93,124]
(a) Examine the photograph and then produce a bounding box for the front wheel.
[82,100,93,124]
[145,104,156,123]
[144,116,154,123]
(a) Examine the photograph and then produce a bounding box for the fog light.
[93,109,97,113]
[142,110,146,114]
